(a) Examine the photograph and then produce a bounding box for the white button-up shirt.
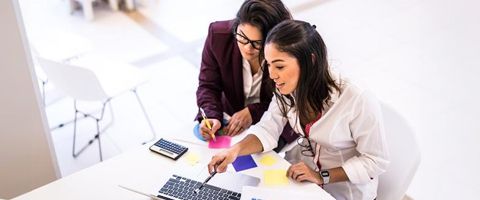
[242,58,263,106]
[248,76,389,200]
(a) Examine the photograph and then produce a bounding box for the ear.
[311,53,316,64]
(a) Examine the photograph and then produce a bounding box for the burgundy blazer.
[195,20,273,124]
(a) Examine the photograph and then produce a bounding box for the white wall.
[0,0,60,199]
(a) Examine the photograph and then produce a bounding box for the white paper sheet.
[240,186,335,200]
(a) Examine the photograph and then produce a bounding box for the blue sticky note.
[193,120,228,142]
[232,155,257,172]
[193,123,207,141]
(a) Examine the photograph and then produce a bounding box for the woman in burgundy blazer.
[196,19,270,129]
[196,0,297,150]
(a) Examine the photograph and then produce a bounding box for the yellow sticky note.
[184,152,200,166]
[259,154,277,166]
[263,169,289,186]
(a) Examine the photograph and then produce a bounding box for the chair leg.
[41,80,47,106]
[125,0,135,11]
[132,89,156,144]
[82,0,94,21]
[72,100,110,161]
[68,0,77,14]
[52,113,88,130]
[72,100,79,157]
[108,0,119,11]
[96,119,103,161]
[52,98,101,130]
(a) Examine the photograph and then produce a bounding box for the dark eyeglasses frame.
[297,136,315,157]
[234,32,263,50]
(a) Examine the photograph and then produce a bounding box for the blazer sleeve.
[342,91,390,184]
[196,23,224,122]
[247,103,268,124]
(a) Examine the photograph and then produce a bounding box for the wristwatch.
[320,170,330,184]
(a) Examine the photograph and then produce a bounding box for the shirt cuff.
[342,156,371,184]
[248,125,278,152]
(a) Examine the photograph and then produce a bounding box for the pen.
[194,170,217,194]
[199,107,216,141]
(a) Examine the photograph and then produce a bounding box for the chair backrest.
[36,57,109,101]
[377,103,421,200]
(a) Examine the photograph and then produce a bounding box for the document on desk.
[240,186,335,200]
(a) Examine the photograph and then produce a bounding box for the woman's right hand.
[200,118,221,141]
[208,147,240,174]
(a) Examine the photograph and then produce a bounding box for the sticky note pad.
[193,123,207,141]
[263,169,289,186]
[184,152,200,166]
[259,154,277,166]
[208,136,231,149]
[232,155,257,172]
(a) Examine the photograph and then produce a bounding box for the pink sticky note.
[208,136,231,149]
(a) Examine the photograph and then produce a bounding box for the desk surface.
[13,132,334,200]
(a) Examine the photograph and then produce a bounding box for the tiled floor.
[18,0,479,199]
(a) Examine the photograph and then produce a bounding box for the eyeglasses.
[234,32,263,50]
[297,136,315,157]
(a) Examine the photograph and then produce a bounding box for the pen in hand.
[199,108,216,141]
[194,169,217,194]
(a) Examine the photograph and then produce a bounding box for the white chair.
[377,103,421,200]
[69,0,118,21]
[36,56,156,161]
[69,0,135,20]
[28,30,94,126]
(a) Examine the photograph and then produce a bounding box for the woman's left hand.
[287,162,322,185]
[224,108,252,136]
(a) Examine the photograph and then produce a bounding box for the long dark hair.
[265,20,340,126]
[232,0,292,64]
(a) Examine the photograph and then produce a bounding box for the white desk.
[13,135,334,200]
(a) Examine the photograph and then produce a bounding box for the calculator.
[149,138,188,160]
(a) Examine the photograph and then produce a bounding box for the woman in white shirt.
[207,20,389,200]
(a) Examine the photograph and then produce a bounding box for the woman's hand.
[208,147,240,174]
[287,162,322,185]
[200,118,221,141]
[225,108,252,136]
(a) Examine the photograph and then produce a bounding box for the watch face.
[321,171,329,177]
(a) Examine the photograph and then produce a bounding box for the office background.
[1,0,479,199]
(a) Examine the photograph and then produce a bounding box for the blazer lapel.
[232,44,245,109]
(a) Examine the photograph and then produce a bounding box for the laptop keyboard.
[158,174,241,200]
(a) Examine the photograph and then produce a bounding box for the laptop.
[120,171,260,200]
